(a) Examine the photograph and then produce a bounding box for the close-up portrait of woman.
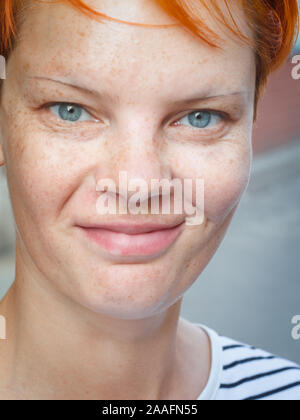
[0,0,299,401]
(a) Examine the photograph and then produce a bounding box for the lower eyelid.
[37,110,98,133]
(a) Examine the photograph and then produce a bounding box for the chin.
[63,263,179,318]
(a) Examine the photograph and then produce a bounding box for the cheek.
[204,150,251,224]
[3,114,79,225]
[170,140,251,225]
[203,135,253,225]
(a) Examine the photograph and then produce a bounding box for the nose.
[100,117,173,204]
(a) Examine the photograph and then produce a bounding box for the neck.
[0,247,198,400]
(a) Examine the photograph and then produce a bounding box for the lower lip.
[79,223,185,257]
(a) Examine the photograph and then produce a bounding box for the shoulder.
[216,335,300,400]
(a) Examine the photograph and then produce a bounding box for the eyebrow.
[173,92,246,105]
[27,76,246,105]
[26,76,120,104]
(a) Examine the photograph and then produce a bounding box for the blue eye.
[49,103,93,122]
[176,111,222,129]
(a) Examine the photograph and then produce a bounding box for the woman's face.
[0,0,255,319]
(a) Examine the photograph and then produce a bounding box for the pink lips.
[77,221,185,257]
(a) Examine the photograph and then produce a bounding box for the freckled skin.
[0,0,256,400]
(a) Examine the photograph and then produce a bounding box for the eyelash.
[40,102,99,123]
[173,110,227,130]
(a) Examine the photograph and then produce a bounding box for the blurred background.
[1,29,300,363]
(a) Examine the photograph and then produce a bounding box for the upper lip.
[76,220,185,235]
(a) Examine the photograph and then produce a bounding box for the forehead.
[11,0,255,100]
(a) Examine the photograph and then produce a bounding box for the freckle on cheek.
[14,140,27,159]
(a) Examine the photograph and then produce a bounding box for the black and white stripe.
[216,336,300,400]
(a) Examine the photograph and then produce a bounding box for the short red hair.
[0,0,299,108]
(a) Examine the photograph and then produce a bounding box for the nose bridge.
[111,112,172,185]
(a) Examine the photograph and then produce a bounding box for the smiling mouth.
[77,221,185,258]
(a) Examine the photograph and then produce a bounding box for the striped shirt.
[195,324,300,400]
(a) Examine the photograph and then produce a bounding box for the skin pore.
[0,0,255,399]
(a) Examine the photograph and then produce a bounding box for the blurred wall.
[253,58,300,154]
